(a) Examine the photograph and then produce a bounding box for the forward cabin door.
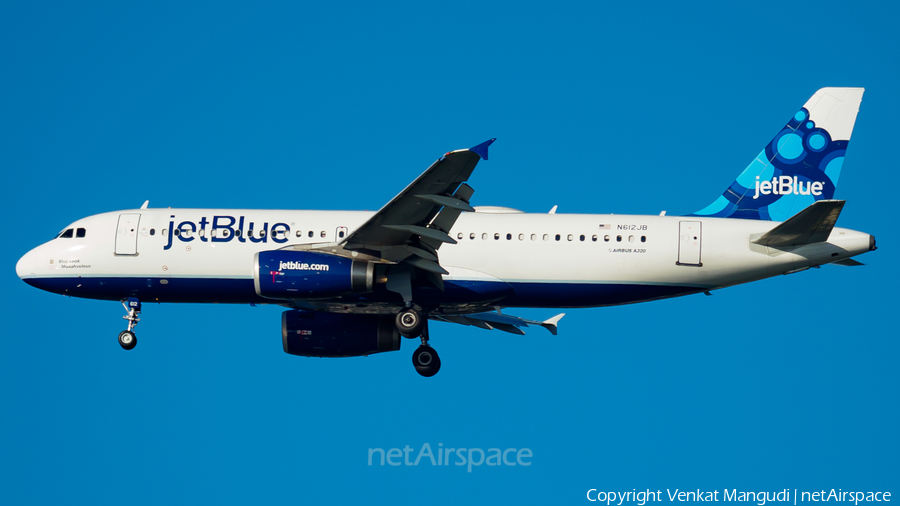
[677,221,702,266]
[115,213,141,256]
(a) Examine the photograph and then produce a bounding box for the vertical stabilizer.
[692,87,864,221]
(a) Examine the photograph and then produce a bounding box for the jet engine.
[281,310,401,357]
[255,250,374,299]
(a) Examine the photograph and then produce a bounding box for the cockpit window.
[59,229,74,239]
[76,228,86,238]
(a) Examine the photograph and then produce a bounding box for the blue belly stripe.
[22,276,705,308]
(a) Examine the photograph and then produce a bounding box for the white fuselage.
[16,208,874,312]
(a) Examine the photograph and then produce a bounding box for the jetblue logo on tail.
[691,87,864,221]
[753,176,824,199]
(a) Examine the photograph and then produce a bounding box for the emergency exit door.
[115,213,141,255]
[677,221,702,266]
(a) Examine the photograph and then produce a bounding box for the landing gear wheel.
[396,308,425,338]
[412,345,441,377]
[118,330,137,350]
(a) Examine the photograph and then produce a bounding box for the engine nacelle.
[254,250,374,299]
[282,310,401,357]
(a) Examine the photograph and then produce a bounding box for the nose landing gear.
[118,330,137,350]
[118,297,140,350]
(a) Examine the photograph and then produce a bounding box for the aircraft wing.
[342,139,495,270]
[431,311,564,336]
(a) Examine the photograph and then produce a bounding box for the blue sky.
[1,1,897,504]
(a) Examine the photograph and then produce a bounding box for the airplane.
[16,87,876,377]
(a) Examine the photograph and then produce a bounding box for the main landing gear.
[396,307,440,377]
[412,342,441,378]
[118,297,141,350]
[395,307,425,338]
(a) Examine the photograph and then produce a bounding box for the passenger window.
[579,234,585,241]
[518,233,524,241]
[555,234,561,241]
[470,233,475,240]
[236,230,242,238]
[76,228,86,238]
[162,228,168,236]
[150,229,156,236]
[531,234,536,241]
[543,234,549,241]
[458,233,463,240]
[616,235,622,242]
[604,235,610,242]
[567,234,573,241]
[592,235,597,242]
[629,235,634,242]
[309,231,314,238]
[319,231,325,238]
[494,233,500,240]
[296,230,302,237]
[482,233,488,240]
[506,233,512,240]
[641,236,646,242]
[174,229,181,237]
[212,229,218,238]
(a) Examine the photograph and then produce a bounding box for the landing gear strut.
[410,321,441,377]
[119,297,140,350]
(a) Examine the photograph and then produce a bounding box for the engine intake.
[255,250,374,299]
[282,310,401,357]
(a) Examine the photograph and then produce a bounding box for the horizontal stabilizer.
[832,258,864,266]
[753,200,845,248]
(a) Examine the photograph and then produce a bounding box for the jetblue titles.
[278,261,330,271]
[164,215,290,250]
[753,176,824,199]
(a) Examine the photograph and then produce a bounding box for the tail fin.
[692,87,864,221]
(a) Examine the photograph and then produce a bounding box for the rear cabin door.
[677,221,702,266]
[115,213,141,255]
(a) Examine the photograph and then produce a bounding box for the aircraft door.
[336,226,348,242]
[115,213,141,256]
[677,221,702,266]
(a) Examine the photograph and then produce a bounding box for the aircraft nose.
[16,250,34,280]
[870,234,877,251]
